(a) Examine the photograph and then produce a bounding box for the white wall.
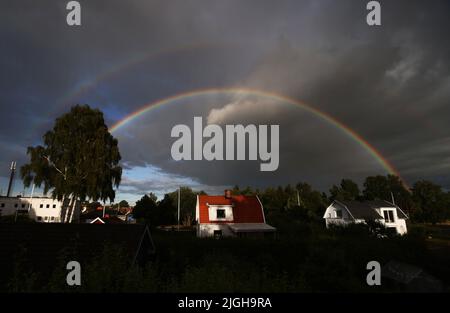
[197,223,235,237]
[323,202,352,220]
[323,202,408,235]
[395,219,408,235]
[0,197,80,223]
[378,207,408,235]
[195,195,199,223]
[207,205,234,222]
[29,198,62,222]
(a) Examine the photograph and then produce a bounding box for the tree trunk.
[61,196,76,223]
[67,197,78,223]
[61,196,68,223]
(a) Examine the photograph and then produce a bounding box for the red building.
[195,190,276,238]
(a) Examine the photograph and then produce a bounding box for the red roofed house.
[195,190,276,238]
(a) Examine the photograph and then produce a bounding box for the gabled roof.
[335,200,408,220]
[197,195,265,224]
[90,217,106,224]
[90,216,125,224]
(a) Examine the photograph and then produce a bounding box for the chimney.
[224,189,232,199]
[6,161,16,197]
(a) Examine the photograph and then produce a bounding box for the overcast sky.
[1,0,449,203]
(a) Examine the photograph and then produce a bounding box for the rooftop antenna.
[6,161,16,197]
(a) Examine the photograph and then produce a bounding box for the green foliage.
[363,175,413,209]
[5,226,446,293]
[166,187,204,225]
[157,194,177,225]
[330,178,361,201]
[7,245,40,292]
[20,105,122,203]
[412,180,448,224]
[257,182,326,221]
[111,200,130,209]
[133,193,158,224]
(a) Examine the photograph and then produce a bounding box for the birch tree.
[21,105,122,222]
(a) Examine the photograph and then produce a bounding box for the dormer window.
[335,210,342,218]
[383,210,395,223]
[207,205,233,221]
[216,209,226,219]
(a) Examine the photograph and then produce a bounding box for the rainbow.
[55,42,228,111]
[109,87,407,187]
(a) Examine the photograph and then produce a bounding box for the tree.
[20,105,122,222]
[363,175,413,214]
[412,180,447,224]
[295,182,327,219]
[157,194,177,225]
[363,175,391,201]
[167,187,201,226]
[112,200,129,209]
[87,201,102,212]
[329,179,360,201]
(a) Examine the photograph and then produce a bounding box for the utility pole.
[7,161,16,197]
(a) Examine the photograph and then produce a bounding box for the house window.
[14,203,18,208]
[383,210,395,223]
[40,204,43,208]
[335,210,342,218]
[21,204,25,208]
[0,203,4,208]
[44,216,48,221]
[46,204,50,208]
[216,209,226,219]
[53,204,56,208]
[50,216,55,221]
[37,216,42,221]
[214,230,223,238]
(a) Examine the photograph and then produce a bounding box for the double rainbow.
[109,87,407,188]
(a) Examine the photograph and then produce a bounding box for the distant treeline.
[124,174,450,227]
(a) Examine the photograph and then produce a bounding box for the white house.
[0,196,80,223]
[323,200,408,235]
[195,190,276,238]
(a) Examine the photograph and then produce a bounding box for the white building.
[0,196,80,223]
[323,200,408,235]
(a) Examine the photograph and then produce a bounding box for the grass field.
[3,221,450,292]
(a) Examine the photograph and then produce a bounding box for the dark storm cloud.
[1,0,450,197]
